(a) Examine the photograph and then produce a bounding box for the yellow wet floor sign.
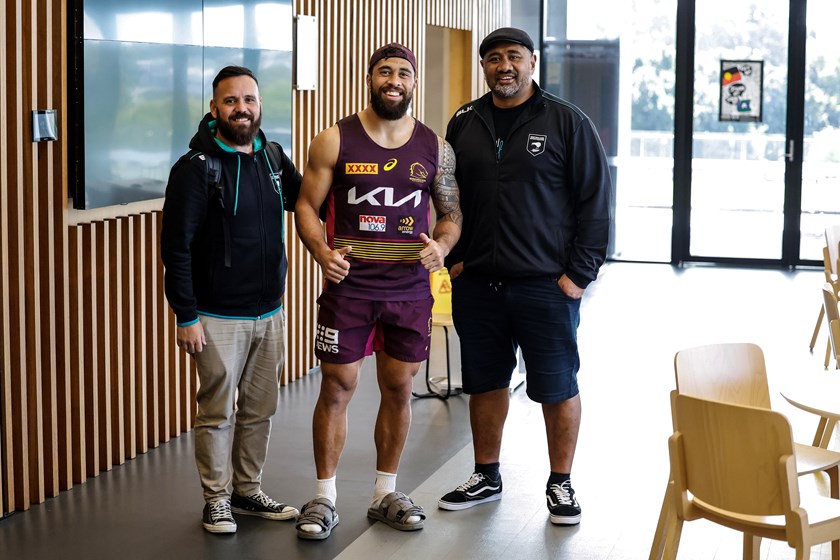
[430,268,452,315]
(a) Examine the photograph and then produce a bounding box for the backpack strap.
[198,152,233,268]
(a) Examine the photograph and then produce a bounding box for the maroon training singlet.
[323,114,439,301]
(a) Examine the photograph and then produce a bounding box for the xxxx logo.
[345,163,379,174]
[384,158,398,171]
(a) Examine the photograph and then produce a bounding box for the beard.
[369,85,412,120]
[217,111,262,146]
[489,72,530,99]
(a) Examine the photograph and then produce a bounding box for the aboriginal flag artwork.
[719,60,763,122]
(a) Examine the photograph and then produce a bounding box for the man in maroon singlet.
[294,43,462,540]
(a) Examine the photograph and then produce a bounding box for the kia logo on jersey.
[527,134,547,156]
[347,186,423,208]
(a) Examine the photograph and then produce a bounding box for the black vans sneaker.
[546,480,581,525]
[231,491,299,520]
[203,499,237,534]
[438,472,503,511]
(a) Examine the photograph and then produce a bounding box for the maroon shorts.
[314,292,433,364]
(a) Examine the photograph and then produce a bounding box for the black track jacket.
[445,83,611,289]
[161,113,301,325]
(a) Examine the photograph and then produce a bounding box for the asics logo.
[466,484,500,497]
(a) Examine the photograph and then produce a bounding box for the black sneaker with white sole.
[203,499,237,534]
[231,491,299,520]
[438,472,503,511]
[546,479,581,525]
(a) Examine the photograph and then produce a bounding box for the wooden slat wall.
[0,0,509,516]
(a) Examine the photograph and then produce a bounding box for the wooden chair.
[801,284,840,449]
[649,343,840,560]
[660,393,840,560]
[810,225,840,368]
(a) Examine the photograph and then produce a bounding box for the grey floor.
[0,262,836,559]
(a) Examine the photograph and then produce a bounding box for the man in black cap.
[437,27,611,527]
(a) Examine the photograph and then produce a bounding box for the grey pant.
[192,312,284,502]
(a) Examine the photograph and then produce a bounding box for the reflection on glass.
[83,0,200,45]
[78,0,294,209]
[800,2,840,261]
[541,0,676,262]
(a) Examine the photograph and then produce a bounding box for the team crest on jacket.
[527,134,547,156]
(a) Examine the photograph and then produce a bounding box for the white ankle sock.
[371,471,420,525]
[316,476,337,504]
[371,471,397,507]
[299,476,337,534]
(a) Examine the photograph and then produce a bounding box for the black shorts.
[452,272,582,404]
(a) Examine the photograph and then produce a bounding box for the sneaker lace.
[209,500,232,520]
[455,473,486,492]
[251,491,282,509]
[549,480,574,506]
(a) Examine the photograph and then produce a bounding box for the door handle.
[785,139,795,162]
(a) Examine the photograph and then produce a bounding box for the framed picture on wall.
[719,60,763,122]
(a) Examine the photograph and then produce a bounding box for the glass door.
[688,0,789,261]
[800,2,840,261]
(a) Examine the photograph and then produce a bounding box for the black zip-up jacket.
[445,83,611,289]
[161,112,301,325]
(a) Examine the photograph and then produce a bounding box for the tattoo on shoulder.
[433,139,463,228]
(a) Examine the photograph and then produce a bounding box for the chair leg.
[648,481,671,560]
[743,533,761,560]
[827,338,833,369]
[812,305,825,351]
[814,416,830,447]
[830,465,840,499]
[822,419,838,449]
[661,510,683,560]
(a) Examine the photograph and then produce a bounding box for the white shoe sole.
[549,512,581,525]
[231,506,299,521]
[203,522,237,533]
[438,493,502,511]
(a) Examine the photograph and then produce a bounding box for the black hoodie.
[161,112,301,325]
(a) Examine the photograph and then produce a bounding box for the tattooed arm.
[418,137,462,272]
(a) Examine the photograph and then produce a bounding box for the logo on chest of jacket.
[270,170,282,191]
[409,162,429,183]
[527,134,547,156]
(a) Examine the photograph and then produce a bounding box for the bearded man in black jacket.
[161,65,301,534]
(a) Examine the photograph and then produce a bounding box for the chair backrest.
[674,343,772,409]
[826,282,840,324]
[826,226,840,278]
[670,392,797,517]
